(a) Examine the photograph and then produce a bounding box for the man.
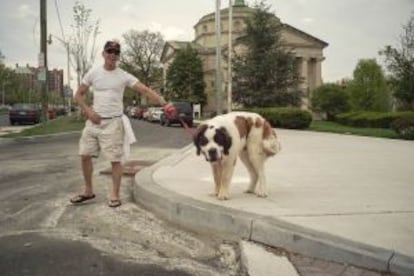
[70,40,167,208]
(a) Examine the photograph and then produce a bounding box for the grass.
[2,114,85,138]
[309,120,400,139]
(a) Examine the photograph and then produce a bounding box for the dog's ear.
[193,124,208,156]
[215,127,232,155]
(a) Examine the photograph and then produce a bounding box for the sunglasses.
[105,48,120,55]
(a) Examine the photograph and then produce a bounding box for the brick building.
[14,64,64,98]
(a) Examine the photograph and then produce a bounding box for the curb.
[133,145,414,276]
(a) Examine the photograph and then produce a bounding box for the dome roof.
[194,4,281,28]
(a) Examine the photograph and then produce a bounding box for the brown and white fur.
[193,112,281,200]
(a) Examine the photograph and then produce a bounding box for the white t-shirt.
[82,66,138,117]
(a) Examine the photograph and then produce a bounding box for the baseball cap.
[103,40,121,52]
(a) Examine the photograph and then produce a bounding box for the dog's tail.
[262,120,281,156]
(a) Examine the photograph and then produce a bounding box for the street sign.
[64,86,73,96]
[37,68,46,82]
[38,53,45,68]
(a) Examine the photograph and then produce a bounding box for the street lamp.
[215,0,222,115]
[227,0,233,113]
[48,34,72,112]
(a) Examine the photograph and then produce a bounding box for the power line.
[54,0,66,41]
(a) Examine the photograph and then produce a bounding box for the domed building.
[161,0,328,113]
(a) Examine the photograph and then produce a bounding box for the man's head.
[104,40,120,54]
[102,40,121,69]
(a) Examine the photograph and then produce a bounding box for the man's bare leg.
[110,161,122,200]
[81,155,94,195]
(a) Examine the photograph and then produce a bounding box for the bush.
[391,116,414,140]
[336,111,414,128]
[311,83,350,121]
[243,107,313,129]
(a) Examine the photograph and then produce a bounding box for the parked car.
[132,106,148,119]
[160,101,193,127]
[48,107,57,120]
[147,107,163,122]
[9,103,41,125]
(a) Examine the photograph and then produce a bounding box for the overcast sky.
[0,0,413,87]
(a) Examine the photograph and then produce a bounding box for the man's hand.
[86,109,101,125]
[163,103,176,118]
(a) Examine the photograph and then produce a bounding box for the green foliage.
[310,120,399,139]
[232,1,302,108]
[311,83,350,121]
[242,107,312,129]
[166,45,206,104]
[379,13,414,110]
[336,111,414,129]
[346,59,390,112]
[391,115,414,140]
[2,114,84,138]
[0,64,39,105]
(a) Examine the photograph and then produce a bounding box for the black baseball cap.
[103,40,121,52]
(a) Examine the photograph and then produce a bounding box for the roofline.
[282,23,329,48]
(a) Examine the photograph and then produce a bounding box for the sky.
[0,0,413,88]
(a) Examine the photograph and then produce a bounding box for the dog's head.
[193,123,232,163]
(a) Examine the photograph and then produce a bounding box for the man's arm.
[132,82,166,106]
[74,83,101,124]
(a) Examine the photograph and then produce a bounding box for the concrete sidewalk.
[134,129,414,275]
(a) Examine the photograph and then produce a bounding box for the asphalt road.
[0,118,391,276]
[0,119,243,276]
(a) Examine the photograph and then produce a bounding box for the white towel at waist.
[122,114,136,162]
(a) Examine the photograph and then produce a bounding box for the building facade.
[14,64,64,100]
[161,0,328,113]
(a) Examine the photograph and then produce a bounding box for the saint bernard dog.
[193,112,281,200]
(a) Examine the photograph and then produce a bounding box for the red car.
[48,107,57,120]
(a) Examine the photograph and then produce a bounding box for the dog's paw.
[217,193,230,200]
[254,190,268,198]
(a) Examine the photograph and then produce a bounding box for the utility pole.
[40,0,48,122]
[215,0,223,115]
[227,0,233,113]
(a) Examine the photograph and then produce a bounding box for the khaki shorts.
[79,118,124,162]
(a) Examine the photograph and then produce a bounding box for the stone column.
[300,57,309,109]
[314,57,323,87]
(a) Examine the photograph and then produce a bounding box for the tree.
[69,1,100,86]
[165,45,206,104]
[0,51,26,105]
[232,1,302,108]
[347,59,390,111]
[120,30,164,106]
[120,30,164,86]
[380,12,414,110]
[311,83,350,121]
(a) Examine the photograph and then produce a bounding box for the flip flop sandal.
[70,194,96,204]
[108,199,122,208]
